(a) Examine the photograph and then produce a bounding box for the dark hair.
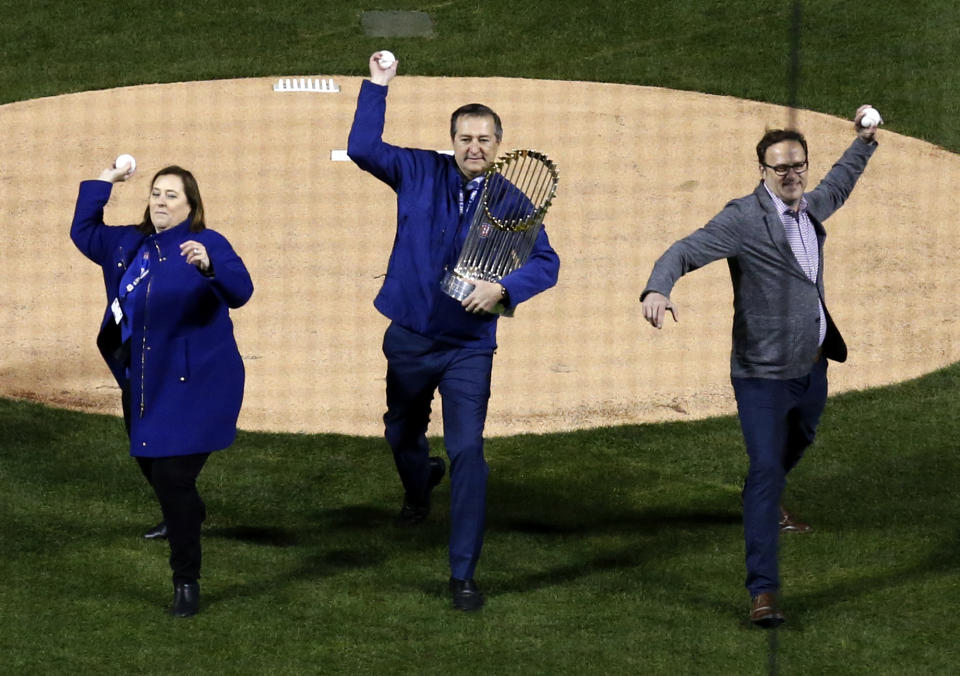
[137,165,206,234]
[450,103,503,142]
[756,129,808,165]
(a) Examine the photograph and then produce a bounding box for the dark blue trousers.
[732,356,828,596]
[382,322,493,580]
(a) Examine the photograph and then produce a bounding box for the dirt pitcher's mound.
[1,77,958,436]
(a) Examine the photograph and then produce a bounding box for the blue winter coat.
[347,80,560,349]
[71,180,253,457]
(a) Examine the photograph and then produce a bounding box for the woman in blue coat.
[71,161,253,617]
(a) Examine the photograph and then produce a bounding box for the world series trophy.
[440,149,559,315]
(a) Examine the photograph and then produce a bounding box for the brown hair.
[756,129,808,165]
[450,103,503,142]
[137,165,206,234]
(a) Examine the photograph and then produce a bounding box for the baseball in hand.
[377,50,396,69]
[115,153,137,174]
[859,107,882,128]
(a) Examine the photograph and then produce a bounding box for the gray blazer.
[643,139,877,380]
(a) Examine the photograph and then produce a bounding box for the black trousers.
[122,382,209,584]
[136,454,209,584]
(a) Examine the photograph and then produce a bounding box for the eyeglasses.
[761,161,808,177]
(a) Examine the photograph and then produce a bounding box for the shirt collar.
[762,182,808,216]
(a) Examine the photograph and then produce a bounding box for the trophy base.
[440,271,476,301]
[440,271,513,317]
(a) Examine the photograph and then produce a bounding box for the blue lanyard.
[119,251,151,300]
[458,178,483,216]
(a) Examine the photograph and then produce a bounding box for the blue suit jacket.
[643,138,877,379]
[347,80,560,349]
[71,180,253,457]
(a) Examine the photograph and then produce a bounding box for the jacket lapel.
[755,184,813,282]
[809,212,827,288]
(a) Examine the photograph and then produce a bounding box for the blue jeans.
[382,322,493,580]
[732,356,828,596]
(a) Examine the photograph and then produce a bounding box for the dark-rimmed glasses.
[761,161,808,177]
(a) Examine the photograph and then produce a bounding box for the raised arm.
[346,53,412,188]
[806,104,879,220]
[70,161,136,265]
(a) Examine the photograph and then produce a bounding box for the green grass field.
[2,1,958,674]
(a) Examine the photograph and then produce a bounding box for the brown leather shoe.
[750,592,785,628]
[779,505,811,533]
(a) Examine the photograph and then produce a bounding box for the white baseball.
[859,108,882,128]
[377,50,396,69]
[115,153,136,173]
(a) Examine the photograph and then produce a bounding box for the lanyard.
[120,251,151,299]
[123,268,150,295]
[458,178,483,216]
[113,251,151,324]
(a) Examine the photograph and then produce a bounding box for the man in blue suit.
[348,52,560,611]
[640,106,880,626]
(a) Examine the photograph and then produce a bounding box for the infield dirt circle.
[1,76,958,436]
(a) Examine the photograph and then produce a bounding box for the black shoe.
[171,581,200,618]
[449,577,484,612]
[397,456,446,526]
[144,521,168,540]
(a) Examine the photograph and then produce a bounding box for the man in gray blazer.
[640,105,880,627]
